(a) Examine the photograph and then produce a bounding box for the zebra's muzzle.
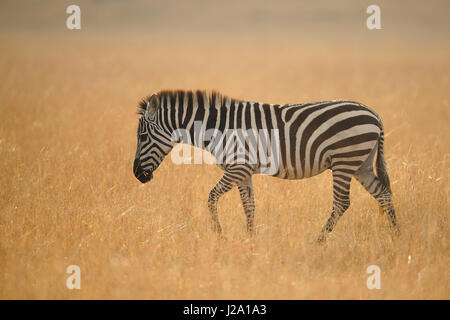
[133,159,153,183]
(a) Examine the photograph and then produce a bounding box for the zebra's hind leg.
[354,165,399,235]
[237,177,255,236]
[318,169,352,243]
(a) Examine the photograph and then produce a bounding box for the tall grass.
[0,35,448,299]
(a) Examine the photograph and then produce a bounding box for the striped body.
[134,90,398,241]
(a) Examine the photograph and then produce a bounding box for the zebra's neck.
[156,89,281,130]
[157,90,233,136]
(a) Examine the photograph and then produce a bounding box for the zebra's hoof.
[317,234,327,245]
[393,227,401,237]
[218,233,228,241]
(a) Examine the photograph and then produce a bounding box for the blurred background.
[0,1,448,299]
[1,0,449,42]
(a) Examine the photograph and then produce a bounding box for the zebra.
[133,90,399,242]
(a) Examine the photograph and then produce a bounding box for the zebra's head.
[134,93,174,183]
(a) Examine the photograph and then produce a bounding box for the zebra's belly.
[255,160,331,180]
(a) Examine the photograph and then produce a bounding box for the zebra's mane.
[137,90,240,115]
[137,96,150,115]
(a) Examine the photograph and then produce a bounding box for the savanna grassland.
[0,33,448,299]
[0,0,449,299]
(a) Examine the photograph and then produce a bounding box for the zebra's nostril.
[133,158,153,183]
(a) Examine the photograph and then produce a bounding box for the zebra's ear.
[144,94,160,119]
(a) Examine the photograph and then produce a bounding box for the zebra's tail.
[375,128,391,192]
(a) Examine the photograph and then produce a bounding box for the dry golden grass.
[0,34,448,299]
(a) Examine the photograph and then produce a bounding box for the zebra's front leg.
[318,170,352,243]
[207,165,254,235]
[207,173,236,234]
[237,177,255,236]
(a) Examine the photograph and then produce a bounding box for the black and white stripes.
[133,90,398,241]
